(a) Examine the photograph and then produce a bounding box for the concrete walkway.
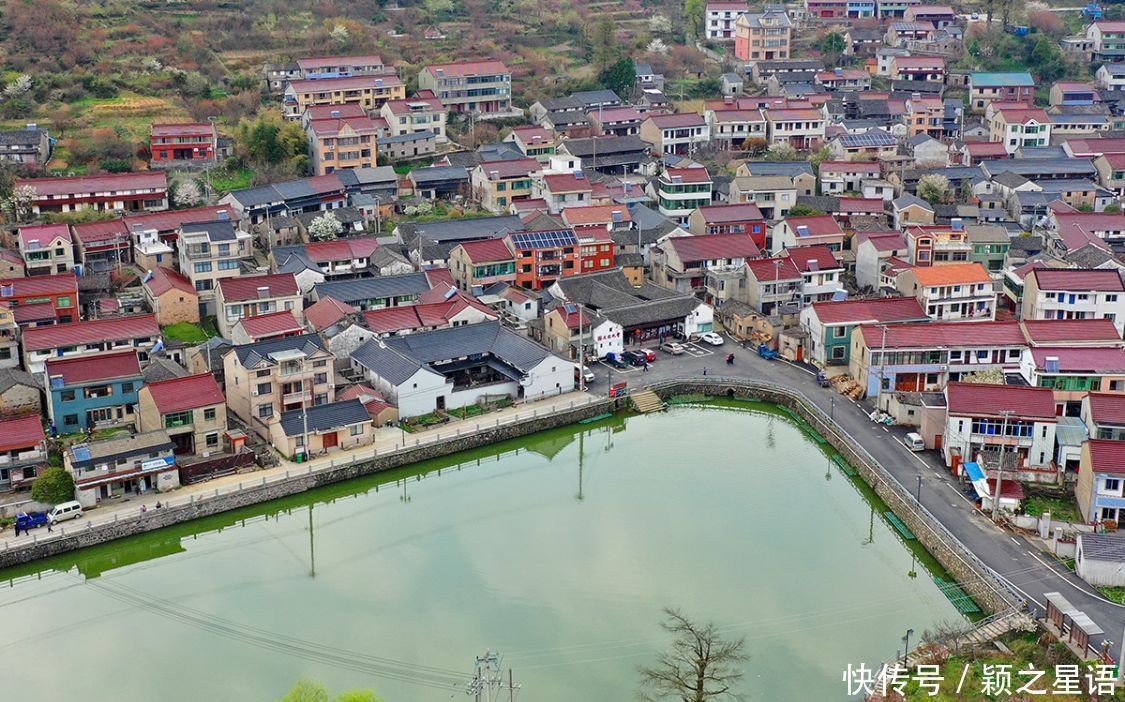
[0,391,603,548]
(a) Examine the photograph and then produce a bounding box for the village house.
[0,272,79,324]
[379,93,448,143]
[65,429,180,507]
[0,414,47,492]
[653,167,713,224]
[904,223,972,266]
[707,108,767,149]
[892,195,936,229]
[729,174,797,220]
[891,56,946,83]
[896,263,996,321]
[22,313,159,376]
[639,113,711,155]
[855,231,909,290]
[471,158,540,214]
[1022,268,1125,336]
[360,294,498,338]
[0,126,51,168]
[771,215,845,254]
[296,54,391,80]
[177,217,254,317]
[687,203,767,249]
[541,304,623,361]
[652,233,760,302]
[136,373,228,457]
[763,108,826,150]
[312,270,446,310]
[969,72,1036,113]
[706,1,748,41]
[231,310,306,345]
[1088,21,1125,63]
[417,60,513,115]
[223,334,336,442]
[942,382,1058,475]
[215,273,303,340]
[283,74,406,119]
[815,68,872,92]
[589,106,644,137]
[1084,392,1125,442]
[1019,346,1125,416]
[742,257,803,315]
[16,172,169,216]
[352,321,572,418]
[535,172,594,214]
[1077,440,1125,524]
[799,297,928,366]
[504,126,558,161]
[142,266,199,326]
[784,245,845,307]
[819,161,881,195]
[508,229,580,290]
[271,398,373,459]
[449,238,517,292]
[0,368,41,414]
[45,350,143,433]
[305,110,380,176]
[734,8,792,61]
[989,105,1052,155]
[149,122,218,165]
[827,129,899,161]
[17,223,74,277]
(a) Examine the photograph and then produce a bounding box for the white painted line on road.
[881,426,889,433]
[1024,550,1125,607]
[1010,537,1020,545]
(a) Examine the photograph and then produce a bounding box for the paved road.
[598,339,1125,659]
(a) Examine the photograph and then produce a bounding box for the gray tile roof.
[231,333,327,368]
[739,161,815,178]
[400,215,524,245]
[182,219,237,241]
[314,271,432,305]
[1080,532,1125,562]
[0,367,38,394]
[280,398,370,436]
[409,166,469,185]
[70,429,174,469]
[352,320,554,384]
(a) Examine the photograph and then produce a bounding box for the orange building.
[506,229,580,290]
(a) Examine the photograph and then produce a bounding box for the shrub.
[31,466,74,505]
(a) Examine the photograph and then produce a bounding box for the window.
[57,296,72,308]
[350,424,364,436]
[121,382,134,394]
[313,360,328,368]
[165,410,193,428]
[257,404,273,419]
[194,262,213,274]
[314,372,328,384]
[1107,478,1121,492]
[256,369,271,378]
[204,408,217,421]
[832,326,847,338]
[218,260,240,270]
[205,432,219,448]
[1108,294,1119,303]
[256,382,272,396]
[64,414,78,426]
[60,390,76,402]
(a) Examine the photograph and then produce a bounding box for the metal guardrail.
[646,375,1024,609]
[1,394,607,557]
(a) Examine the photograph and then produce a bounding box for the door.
[934,434,943,450]
[322,432,339,450]
[436,396,446,411]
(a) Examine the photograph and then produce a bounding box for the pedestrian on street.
[47,522,53,533]
[703,367,708,376]
[643,362,648,372]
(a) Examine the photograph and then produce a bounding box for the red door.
[322,432,339,449]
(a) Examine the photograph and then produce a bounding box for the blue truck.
[15,512,49,531]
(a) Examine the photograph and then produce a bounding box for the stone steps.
[630,390,666,414]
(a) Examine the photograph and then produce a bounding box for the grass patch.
[1024,495,1082,523]
[1098,586,1125,604]
[393,157,434,175]
[201,316,220,337]
[207,166,255,193]
[448,404,484,419]
[162,322,210,344]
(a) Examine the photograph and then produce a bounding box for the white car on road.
[698,332,724,346]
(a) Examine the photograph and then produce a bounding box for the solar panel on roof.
[73,445,91,462]
[510,230,578,249]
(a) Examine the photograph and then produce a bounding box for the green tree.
[598,57,635,98]
[589,17,618,73]
[917,174,950,205]
[787,204,824,217]
[1105,203,1121,213]
[639,608,749,702]
[334,691,381,702]
[817,32,847,62]
[809,144,834,171]
[765,143,800,161]
[281,680,382,702]
[684,0,705,39]
[32,466,74,505]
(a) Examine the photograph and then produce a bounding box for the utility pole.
[307,503,316,578]
[578,305,587,391]
[875,323,890,413]
[993,409,1014,523]
[467,651,518,702]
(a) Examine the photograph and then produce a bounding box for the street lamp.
[829,396,835,421]
[901,628,914,668]
[916,474,922,503]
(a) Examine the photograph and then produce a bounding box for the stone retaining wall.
[651,380,1018,615]
[0,399,616,570]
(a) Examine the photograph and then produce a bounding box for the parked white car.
[660,341,686,355]
[699,332,724,346]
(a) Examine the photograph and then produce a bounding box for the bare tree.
[639,608,749,702]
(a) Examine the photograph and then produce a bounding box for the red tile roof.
[1029,268,1124,292]
[592,106,643,122]
[45,349,140,384]
[908,262,992,286]
[0,272,78,299]
[745,257,802,281]
[23,314,159,352]
[457,237,514,263]
[425,60,510,77]
[151,123,214,137]
[663,167,712,184]
[144,266,195,297]
[1087,439,1125,474]
[665,233,760,262]
[986,477,1025,500]
[695,203,764,223]
[304,103,367,121]
[893,56,946,68]
[13,302,58,323]
[785,245,840,273]
[860,232,907,252]
[304,295,357,330]
[995,107,1051,124]
[337,384,385,403]
[306,115,380,137]
[16,172,167,197]
[298,54,384,69]
[562,205,633,227]
[837,197,885,214]
[72,205,237,244]
[478,158,541,179]
[786,215,843,237]
[236,310,304,340]
[647,113,707,128]
[18,223,72,248]
[856,320,1026,349]
[510,126,555,144]
[819,161,881,173]
[964,142,1010,157]
[544,173,593,192]
[218,273,299,303]
[304,237,379,263]
[144,372,226,415]
[946,382,1057,419]
[765,108,825,121]
[816,69,870,81]
[383,96,444,115]
[288,74,404,93]
[1067,137,1125,157]
[809,297,927,325]
[1087,393,1125,426]
[0,414,44,452]
[1021,319,1122,344]
[1030,346,1125,372]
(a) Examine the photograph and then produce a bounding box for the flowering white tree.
[174,179,203,208]
[3,185,36,223]
[308,212,344,241]
[330,24,350,45]
[649,14,672,33]
[647,39,670,55]
[3,75,32,99]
